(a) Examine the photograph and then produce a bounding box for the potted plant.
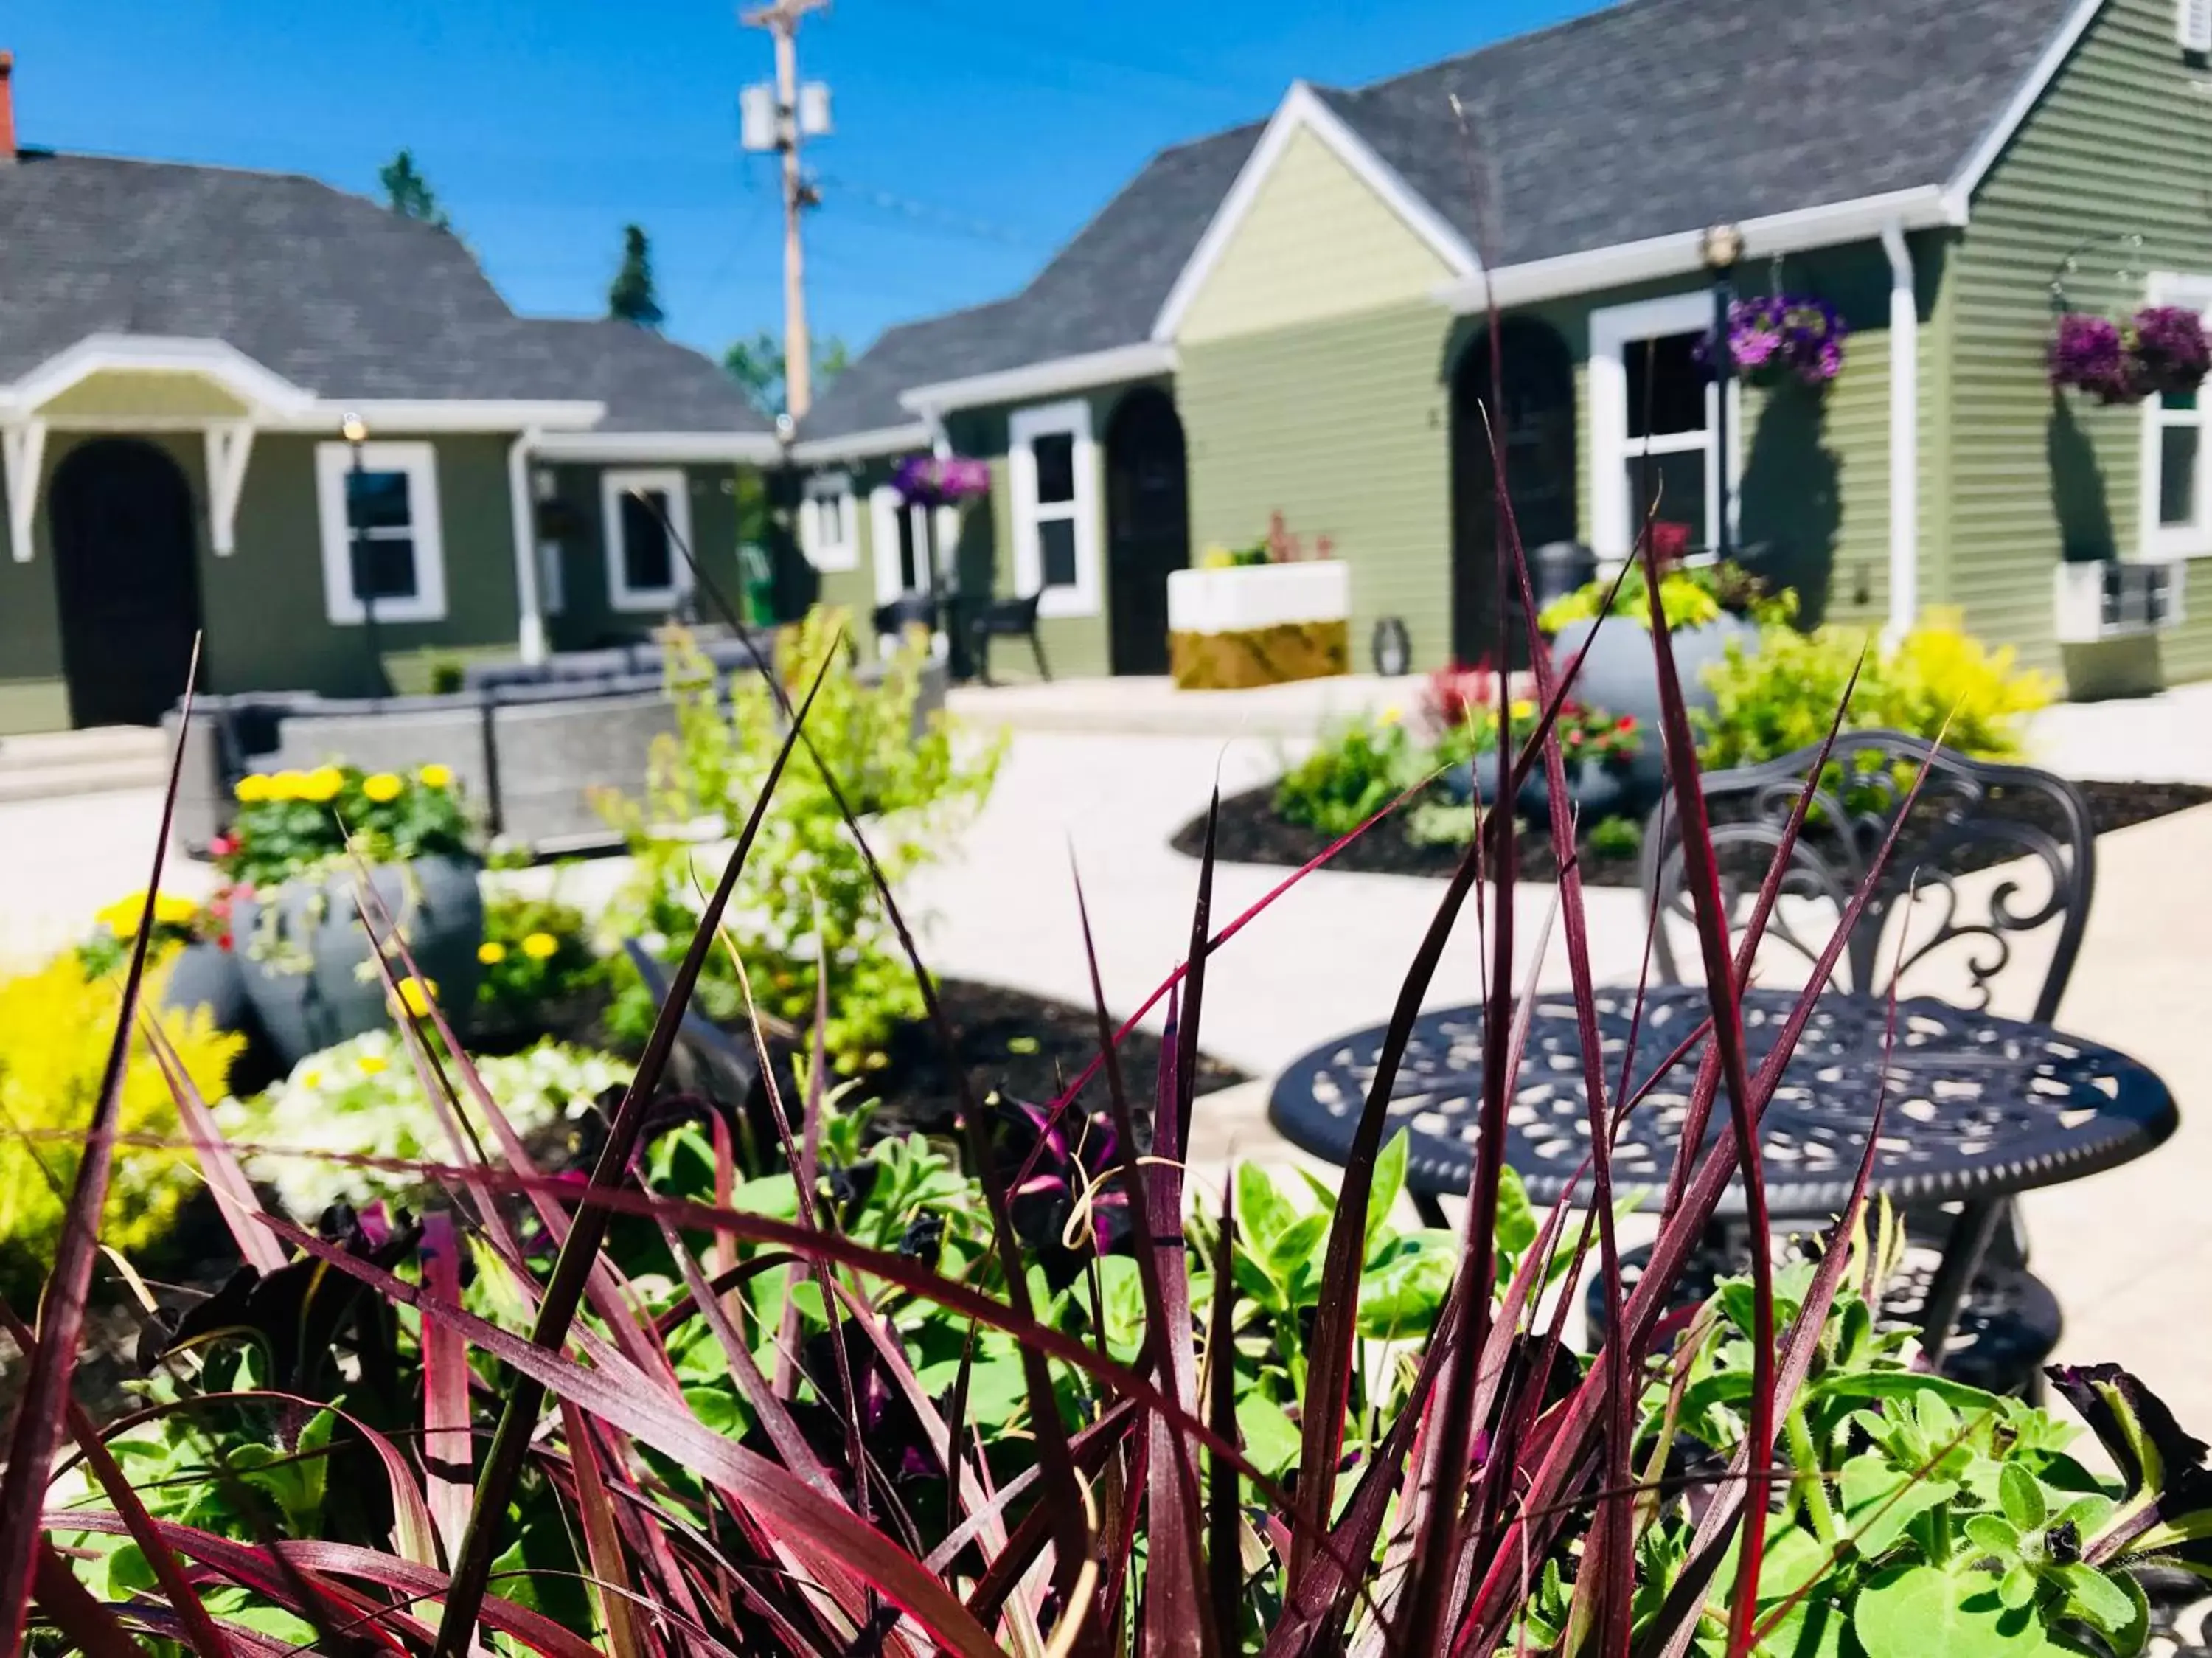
[2051,305,2209,403]
[215,763,485,1066]
[1431,686,1644,822]
[1171,512,1350,690]
[1537,555,1796,802]
[890,454,991,510]
[1719,293,1850,386]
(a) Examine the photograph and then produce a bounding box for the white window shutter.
[2181,0,2212,55]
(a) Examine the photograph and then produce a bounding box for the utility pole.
[741,0,832,421]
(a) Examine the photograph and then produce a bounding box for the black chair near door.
[967,592,1051,685]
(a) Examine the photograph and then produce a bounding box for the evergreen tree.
[608,225,665,329]
[378,149,451,230]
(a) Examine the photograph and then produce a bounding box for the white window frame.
[531,465,565,616]
[1587,292,1743,562]
[1009,399,1100,618]
[2138,272,2212,563]
[868,484,956,600]
[799,475,860,572]
[601,467,693,613]
[314,440,447,625]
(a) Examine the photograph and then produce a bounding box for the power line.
[814,171,1033,247]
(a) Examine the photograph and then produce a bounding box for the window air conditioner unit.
[2053,560,2185,642]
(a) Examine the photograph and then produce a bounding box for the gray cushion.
[490,691,678,850]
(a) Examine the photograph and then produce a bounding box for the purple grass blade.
[556,1399,647,1658]
[1205,1176,1243,1648]
[418,1214,474,1568]
[0,639,202,1655]
[429,645,841,1654]
[33,1539,152,1658]
[140,1016,286,1275]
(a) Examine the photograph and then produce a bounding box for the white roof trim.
[1942,0,2107,217]
[529,430,781,462]
[0,334,319,418]
[284,399,607,433]
[789,422,933,465]
[1433,185,1961,313]
[900,341,1177,415]
[1151,80,1481,344]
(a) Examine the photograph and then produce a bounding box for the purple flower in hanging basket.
[2051,312,2137,403]
[1715,294,1848,386]
[2124,305,2212,399]
[892,454,992,509]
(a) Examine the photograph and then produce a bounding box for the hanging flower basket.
[2124,305,2212,399]
[1721,294,1849,386]
[892,454,992,510]
[2051,306,2211,404]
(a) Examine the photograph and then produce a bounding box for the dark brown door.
[51,438,204,727]
[1451,321,1577,667]
[1105,387,1189,676]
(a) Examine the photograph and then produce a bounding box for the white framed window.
[868,485,957,607]
[1009,400,1100,618]
[531,465,565,616]
[314,441,446,625]
[799,473,860,571]
[1587,292,1742,561]
[2139,273,2212,562]
[602,468,693,613]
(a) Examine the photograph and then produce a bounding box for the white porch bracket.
[204,421,254,556]
[2,420,46,564]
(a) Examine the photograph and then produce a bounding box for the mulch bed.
[1172,779,2212,888]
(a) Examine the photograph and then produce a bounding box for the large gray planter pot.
[232,856,485,1068]
[158,943,254,1033]
[1447,754,1632,825]
[1548,613,1760,808]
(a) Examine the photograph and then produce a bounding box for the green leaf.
[2052,1562,2138,1640]
[1998,1463,2047,1532]
[1366,1131,1408,1249]
[1355,1235,1455,1340]
[1496,1164,1537,1258]
[1997,1563,2037,1611]
[1237,1163,1297,1253]
[1235,1393,1303,1480]
[1962,1513,2020,1562]
[1840,1454,1959,1560]
[1265,1213,1332,1285]
[1851,1565,2047,1658]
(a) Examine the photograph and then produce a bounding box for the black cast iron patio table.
[1268,984,2177,1364]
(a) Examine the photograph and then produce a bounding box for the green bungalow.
[795,0,2212,698]
[0,59,778,732]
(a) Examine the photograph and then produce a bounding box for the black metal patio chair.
[965,592,1051,685]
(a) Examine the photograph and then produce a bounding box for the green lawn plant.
[15,525,2205,1658]
[1272,712,1421,836]
[1697,608,2059,771]
[599,608,1002,1071]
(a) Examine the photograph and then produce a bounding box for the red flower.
[217,932,234,953]
[1615,715,1637,731]
[1565,728,1584,746]
[207,835,237,859]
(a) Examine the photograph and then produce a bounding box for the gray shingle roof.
[799,122,1262,440]
[519,319,771,433]
[0,151,760,431]
[804,0,2084,445]
[1329,0,2082,269]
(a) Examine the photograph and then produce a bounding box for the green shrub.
[598,611,1003,1072]
[0,948,240,1269]
[1587,814,1644,861]
[1697,609,2058,771]
[476,887,602,1024]
[1273,715,1419,836]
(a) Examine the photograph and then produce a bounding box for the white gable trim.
[3,421,47,565]
[203,422,254,557]
[1436,186,1960,314]
[1151,80,1479,344]
[900,341,1178,417]
[1,335,318,419]
[529,430,780,463]
[790,422,934,465]
[1942,0,2109,218]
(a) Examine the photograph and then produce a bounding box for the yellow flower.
[301,1069,323,1090]
[95,893,149,936]
[271,770,312,802]
[234,773,274,805]
[1509,699,1537,722]
[152,893,201,928]
[395,977,438,1018]
[419,763,454,791]
[520,932,560,962]
[302,766,344,804]
[477,940,507,965]
[357,1054,388,1076]
[362,773,405,804]
[1377,707,1403,726]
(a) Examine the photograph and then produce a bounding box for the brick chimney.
[0,55,15,164]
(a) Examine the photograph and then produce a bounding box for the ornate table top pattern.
[1267,987,2177,1217]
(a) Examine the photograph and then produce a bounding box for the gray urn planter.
[1548,613,1761,808]
[233,856,485,1067]
[1448,754,1632,825]
[158,942,254,1033]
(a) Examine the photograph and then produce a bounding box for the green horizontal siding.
[1949,0,2212,690]
[1180,302,1456,670]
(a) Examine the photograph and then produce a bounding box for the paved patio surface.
[1,700,2207,1417]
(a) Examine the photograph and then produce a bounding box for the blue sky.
[12,0,1585,362]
